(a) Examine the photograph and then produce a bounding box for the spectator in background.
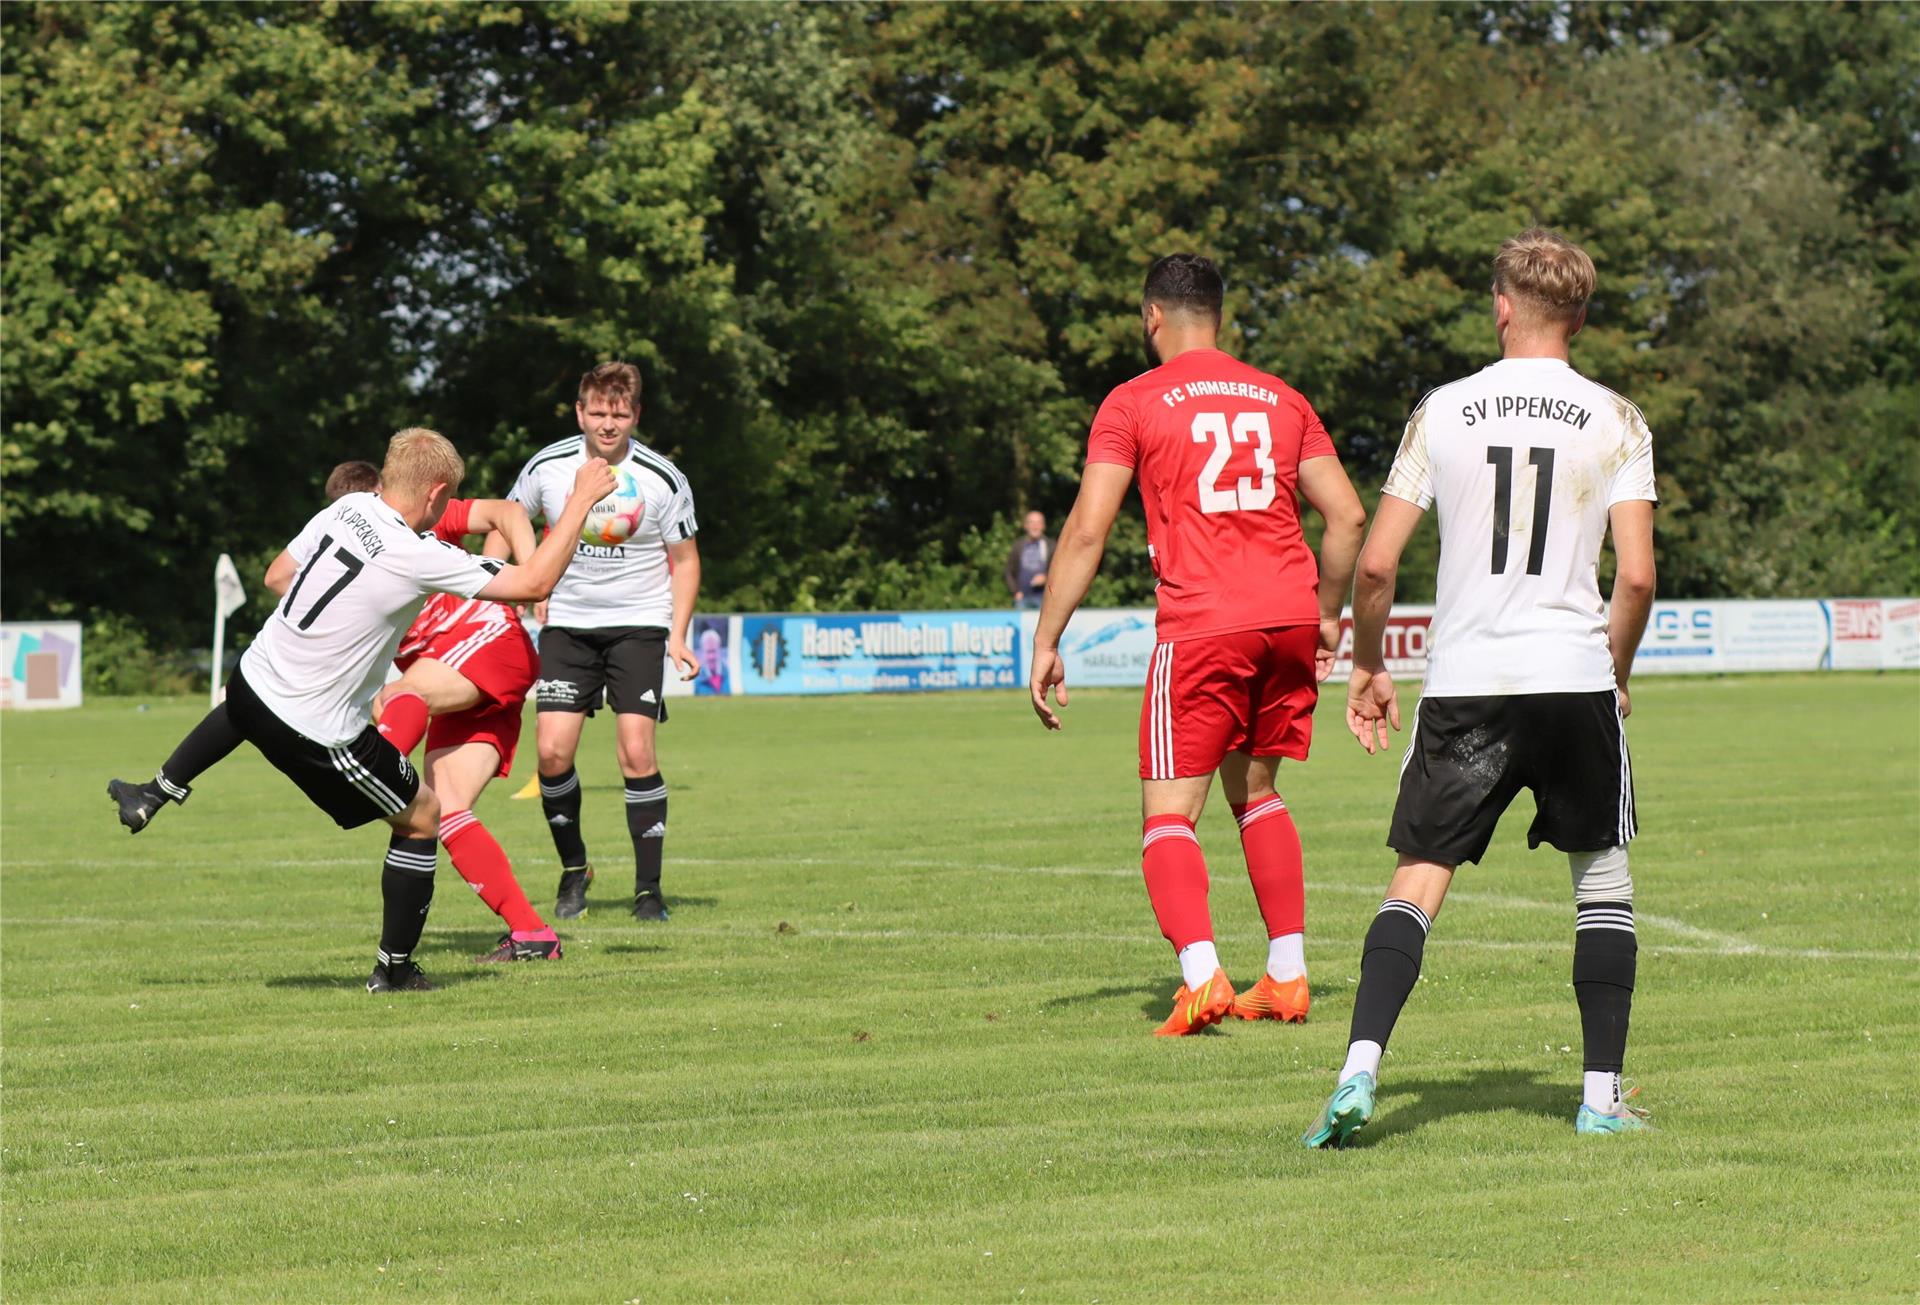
[1005,510,1053,609]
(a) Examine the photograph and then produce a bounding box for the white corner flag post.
[211,553,246,707]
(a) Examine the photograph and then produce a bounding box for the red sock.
[1141,814,1213,951]
[439,810,545,933]
[1232,796,1305,939]
[376,692,429,755]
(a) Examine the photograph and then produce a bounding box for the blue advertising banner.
[1020,608,1160,688]
[739,611,1021,696]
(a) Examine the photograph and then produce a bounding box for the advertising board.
[739,611,1021,696]
[1,621,84,710]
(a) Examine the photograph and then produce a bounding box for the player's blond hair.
[381,427,465,497]
[1491,228,1595,325]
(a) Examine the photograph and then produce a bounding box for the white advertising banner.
[1,621,84,709]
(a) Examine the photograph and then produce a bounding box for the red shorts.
[425,699,525,779]
[419,620,537,711]
[1139,625,1319,779]
[418,621,537,779]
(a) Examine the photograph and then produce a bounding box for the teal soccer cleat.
[1576,1080,1651,1135]
[1575,1101,1652,1134]
[1302,1072,1376,1149]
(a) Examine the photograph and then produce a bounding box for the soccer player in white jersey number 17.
[216,429,612,992]
[1303,229,1660,1147]
[506,362,701,924]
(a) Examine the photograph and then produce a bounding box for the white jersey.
[240,493,502,745]
[507,435,696,630]
[1381,357,1657,696]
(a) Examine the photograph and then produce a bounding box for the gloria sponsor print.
[742,612,1021,695]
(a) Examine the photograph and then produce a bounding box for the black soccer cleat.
[554,865,593,920]
[107,778,164,834]
[475,930,564,963]
[632,890,670,923]
[366,960,435,992]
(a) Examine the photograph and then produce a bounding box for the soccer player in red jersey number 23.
[1029,254,1368,1036]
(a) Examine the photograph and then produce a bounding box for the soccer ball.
[581,466,644,546]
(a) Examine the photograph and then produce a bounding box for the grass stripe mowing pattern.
[2,674,1916,1300]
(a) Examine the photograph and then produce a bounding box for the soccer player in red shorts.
[373,495,562,961]
[1030,254,1367,1035]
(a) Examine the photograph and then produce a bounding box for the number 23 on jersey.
[1191,411,1276,514]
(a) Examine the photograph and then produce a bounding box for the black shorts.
[1387,691,1637,866]
[224,665,419,830]
[533,625,669,720]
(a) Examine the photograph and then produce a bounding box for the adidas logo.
[639,688,658,704]
[640,821,666,838]
[548,814,574,826]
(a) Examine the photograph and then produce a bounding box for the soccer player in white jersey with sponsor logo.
[214,429,613,991]
[1303,229,1659,1146]
[507,362,700,922]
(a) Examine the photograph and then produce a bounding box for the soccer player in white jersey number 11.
[1303,229,1660,1148]
[506,362,701,924]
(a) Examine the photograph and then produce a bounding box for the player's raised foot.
[366,960,435,993]
[1576,1084,1651,1135]
[1231,973,1310,1023]
[1301,1072,1376,1149]
[554,865,592,920]
[1153,968,1235,1036]
[107,778,167,834]
[475,928,564,963]
[631,890,670,923]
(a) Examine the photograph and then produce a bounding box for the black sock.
[625,773,666,897]
[1574,900,1637,1073]
[1349,899,1431,1050]
[154,704,245,802]
[539,767,588,868]
[378,836,437,966]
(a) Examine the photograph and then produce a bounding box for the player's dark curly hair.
[1142,253,1224,322]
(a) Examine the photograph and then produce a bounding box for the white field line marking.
[0,914,1909,964]
[4,857,1903,962]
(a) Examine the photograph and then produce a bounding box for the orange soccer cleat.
[1231,973,1310,1023]
[1154,968,1236,1036]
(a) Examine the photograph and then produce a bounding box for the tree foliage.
[3,1,1914,651]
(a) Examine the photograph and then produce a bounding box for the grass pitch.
[3,674,1917,1301]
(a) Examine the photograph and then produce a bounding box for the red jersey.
[1086,348,1337,642]
[397,499,516,667]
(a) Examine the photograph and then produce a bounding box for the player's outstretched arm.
[1606,500,1657,718]
[665,536,701,680]
[1346,494,1424,753]
[1298,455,1369,682]
[264,549,298,598]
[476,459,617,604]
[1029,462,1132,730]
[459,500,536,565]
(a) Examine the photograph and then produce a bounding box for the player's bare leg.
[1304,856,1453,1146]
[374,658,483,755]
[369,785,443,993]
[1141,775,1234,1034]
[427,741,561,961]
[1219,752,1311,1022]
[615,711,669,921]
[535,709,592,917]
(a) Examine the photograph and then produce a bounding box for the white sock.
[1584,1071,1621,1112]
[1340,1040,1383,1083]
[1177,940,1220,990]
[1266,932,1306,982]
